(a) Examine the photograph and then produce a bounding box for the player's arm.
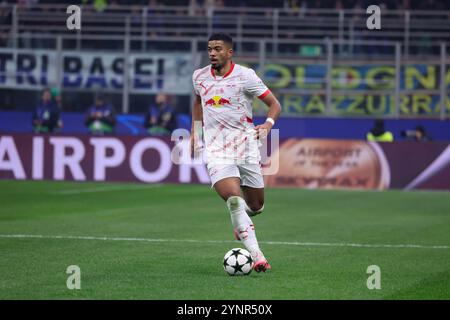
[190,94,203,156]
[255,92,282,139]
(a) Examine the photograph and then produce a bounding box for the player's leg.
[213,176,242,201]
[237,164,271,272]
[241,186,265,217]
[210,166,269,272]
[214,177,261,254]
[213,178,265,218]
[214,176,257,246]
[208,163,248,234]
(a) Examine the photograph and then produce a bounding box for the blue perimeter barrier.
[1,111,450,141]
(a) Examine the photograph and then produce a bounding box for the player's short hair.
[208,33,233,48]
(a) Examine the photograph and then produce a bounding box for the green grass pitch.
[0,180,449,299]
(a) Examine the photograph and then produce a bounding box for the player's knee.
[224,193,242,203]
[248,201,264,213]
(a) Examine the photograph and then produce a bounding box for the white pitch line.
[55,184,162,195]
[0,234,449,250]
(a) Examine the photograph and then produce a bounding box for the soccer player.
[191,33,281,272]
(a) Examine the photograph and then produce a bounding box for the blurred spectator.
[32,87,63,133]
[401,125,432,141]
[400,0,411,10]
[366,119,394,142]
[144,93,177,136]
[84,92,116,135]
[0,31,9,47]
[17,0,39,7]
[0,4,12,26]
[81,0,108,12]
[6,0,450,9]
[0,89,13,110]
[418,0,444,10]
[49,85,62,108]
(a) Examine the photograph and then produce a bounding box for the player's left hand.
[254,122,273,140]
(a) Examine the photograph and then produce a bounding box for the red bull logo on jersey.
[204,95,231,108]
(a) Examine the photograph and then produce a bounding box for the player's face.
[208,40,233,70]
[95,99,104,106]
[42,90,51,102]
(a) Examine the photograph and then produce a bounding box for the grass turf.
[0,180,449,299]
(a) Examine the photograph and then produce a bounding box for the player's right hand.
[254,122,273,140]
[190,131,204,158]
[190,132,195,157]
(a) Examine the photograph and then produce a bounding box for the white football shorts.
[207,163,265,188]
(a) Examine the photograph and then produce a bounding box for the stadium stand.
[0,1,449,139]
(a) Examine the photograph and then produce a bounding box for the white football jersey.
[192,62,270,164]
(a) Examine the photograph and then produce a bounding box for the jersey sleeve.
[244,68,270,99]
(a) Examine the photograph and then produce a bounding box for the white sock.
[227,196,262,257]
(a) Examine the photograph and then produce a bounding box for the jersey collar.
[210,61,235,79]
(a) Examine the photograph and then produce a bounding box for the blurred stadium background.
[0,0,450,300]
[1,0,450,189]
[1,1,450,134]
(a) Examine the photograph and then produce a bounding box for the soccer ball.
[223,248,254,276]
